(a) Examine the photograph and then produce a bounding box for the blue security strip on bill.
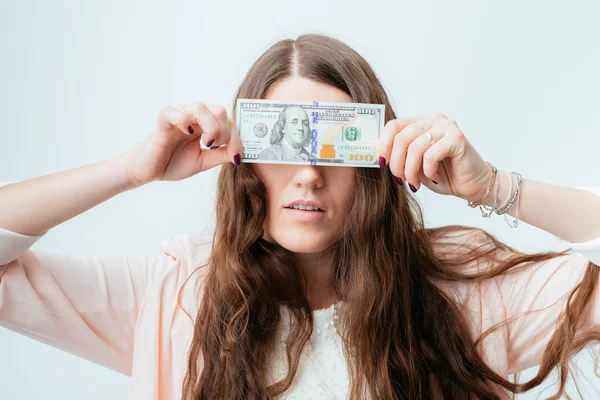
[236,99,385,167]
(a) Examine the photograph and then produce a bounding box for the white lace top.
[270,302,356,400]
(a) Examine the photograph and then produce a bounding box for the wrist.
[112,152,145,192]
[463,169,511,208]
[480,170,511,208]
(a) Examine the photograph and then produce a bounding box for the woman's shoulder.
[155,233,214,286]
[146,233,214,313]
[159,233,213,265]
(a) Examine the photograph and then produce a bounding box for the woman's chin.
[265,231,334,254]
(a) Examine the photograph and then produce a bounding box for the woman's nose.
[293,165,324,189]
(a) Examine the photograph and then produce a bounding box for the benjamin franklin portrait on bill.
[258,105,317,161]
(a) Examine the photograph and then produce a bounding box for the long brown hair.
[181,34,600,399]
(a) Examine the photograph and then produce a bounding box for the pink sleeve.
[502,186,600,374]
[436,233,600,376]
[500,251,599,374]
[0,182,182,375]
[433,187,600,375]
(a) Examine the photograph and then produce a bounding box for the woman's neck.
[293,250,338,310]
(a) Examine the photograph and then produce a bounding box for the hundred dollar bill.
[236,99,385,167]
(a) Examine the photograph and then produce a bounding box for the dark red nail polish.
[233,154,241,166]
[378,156,386,168]
[206,139,215,147]
[187,125,194,134]
[432,180,438,184]
[408,183,418,193]
[210,146,219,150]
[393,176,404,185]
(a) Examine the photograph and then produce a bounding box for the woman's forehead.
[267,77,352,103]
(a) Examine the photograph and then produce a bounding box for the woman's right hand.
[124,103,242,187]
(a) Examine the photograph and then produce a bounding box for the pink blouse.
[1,181,599,399]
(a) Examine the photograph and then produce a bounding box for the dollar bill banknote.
[236,99,385,167]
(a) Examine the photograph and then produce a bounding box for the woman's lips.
[283,207,326,222]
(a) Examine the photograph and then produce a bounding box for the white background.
[1,0,599,398]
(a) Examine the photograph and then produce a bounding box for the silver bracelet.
[473,166,522,228]
[495,170,513,213]
[478,169,522,228]
[495,171,521,215]
[503,172,521,228]
[491,171,521,228]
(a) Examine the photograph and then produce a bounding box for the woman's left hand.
[376,113,491,201]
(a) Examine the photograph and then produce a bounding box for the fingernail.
[210,146,219,150]
[432,180,438,184]
[408,183,418,193]
[378,156,386,169]
[233,154,241,166]
[206,139,215,147]
[187,125,194,134]
[393,176,404,185]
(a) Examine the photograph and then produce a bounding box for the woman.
[1,34,599,400]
